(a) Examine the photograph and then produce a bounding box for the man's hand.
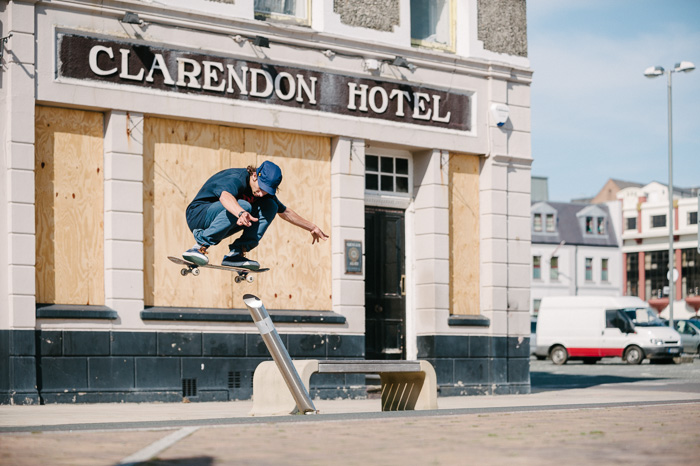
[237,211,258,227]
[310,226,329,244]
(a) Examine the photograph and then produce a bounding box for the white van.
[534,296,682,365]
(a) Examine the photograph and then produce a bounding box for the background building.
[1,0,532,404]
[619,182,700,317]
[530,201,621,315]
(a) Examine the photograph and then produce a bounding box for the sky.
[527,0,700,202]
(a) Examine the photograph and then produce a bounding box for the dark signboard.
[57,33,471,132]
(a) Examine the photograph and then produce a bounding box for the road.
[0,357,698,465]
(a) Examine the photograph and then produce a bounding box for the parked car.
[673,320,700,354]
[534,296,682,365]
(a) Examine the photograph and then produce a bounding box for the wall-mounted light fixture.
[322,49,336,59]
[0,34,13,63]
[232,35,246,44]
[363,58,381,72]
[120,12,144,25]
[391,56,417,72]
[253,36,270,48]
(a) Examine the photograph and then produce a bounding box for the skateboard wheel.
[191,267,200,276]
[246,275,254,283]
[180,268,188,276]
[234,275,242,284]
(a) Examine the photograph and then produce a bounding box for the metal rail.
[242,294,317,415]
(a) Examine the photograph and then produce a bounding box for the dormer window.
[533,213,542,232]
[585,216,594,234]
[546,214,555,232]
[597,217,605,234]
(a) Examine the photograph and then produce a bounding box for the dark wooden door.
[365,207,406,360]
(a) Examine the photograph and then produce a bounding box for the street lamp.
[644,61,695,329]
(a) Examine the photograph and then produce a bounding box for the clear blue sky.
[527,0,700,202]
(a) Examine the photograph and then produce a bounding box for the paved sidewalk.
[1,378,699,465]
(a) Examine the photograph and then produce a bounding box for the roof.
[531,201,619,247]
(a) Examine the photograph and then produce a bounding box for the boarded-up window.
[449,153,480,315]
[35,106,105,305]
[143,118,331,310]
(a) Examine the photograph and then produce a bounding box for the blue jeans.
[191,198,278,255]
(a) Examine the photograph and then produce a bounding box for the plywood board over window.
[35,106,105,305]
[144,119,332,311]
[246,130,332,311]
[449,153,480,315]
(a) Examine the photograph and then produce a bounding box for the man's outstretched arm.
[278,208,329,244]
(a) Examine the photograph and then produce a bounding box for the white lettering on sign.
[88,45,117,76]
[83,43,457,127]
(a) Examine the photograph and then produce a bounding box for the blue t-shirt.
[186,168,286,229]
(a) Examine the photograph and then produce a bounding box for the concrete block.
[489,79,508,104]
[507,131,532,159]
[104,153,143,182]
[9,203,35,234]
[481,262,508,288]
[105,180,143,213]
[10,295,36,328]
[414,233,450,261]
[105,269,144,300]
[331,277,365,307]
[8,1,35,34]
[105,240,144,270]
[105,212,143,241]
[414,258,450,285]
[331,173,364,200]
[7,169,34,204]
[508,191,531,218]
[331,138,366,177]
[507,165,532,194]
[8,233,35,266]
[489,127,508,155]
[480,213,507,240]
[413,209,449,236]
[508,239,532,265]
[414,183,449,210]
[508,264,531,289]
[508,82,531,107]
[481,286,508,313]
[508,216,532,242]
[508,104,531,133]
[507,287,531,315]
[415,283,450,310]
[7,142,34,170]
[480,238,508,264]
[479,159,507,192]
[331,197,364,228]
[105,299,144,321]
[480,189,507,216]
[4,31,34,65]
[9,265,35,296]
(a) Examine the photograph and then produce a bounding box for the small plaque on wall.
[345,240,362,274]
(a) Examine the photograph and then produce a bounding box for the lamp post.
[644,61,695,329]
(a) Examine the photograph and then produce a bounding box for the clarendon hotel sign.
[58,33,471,132]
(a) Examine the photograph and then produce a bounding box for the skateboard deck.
[168,256,269,283]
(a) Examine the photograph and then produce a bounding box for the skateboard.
[168,256,269,283]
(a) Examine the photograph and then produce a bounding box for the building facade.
[1,0,532,404]
[530,201,622,315]
[619,182,699,318]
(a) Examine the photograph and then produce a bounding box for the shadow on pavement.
[530,372,664,393]
[131,457,214,466]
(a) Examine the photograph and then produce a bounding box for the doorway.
[365,207,406,360]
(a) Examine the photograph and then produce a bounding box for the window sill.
[36,304,118,320]
[448,315,490,327]
[141,307,346,324]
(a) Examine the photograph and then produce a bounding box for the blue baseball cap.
[256,161,283,195]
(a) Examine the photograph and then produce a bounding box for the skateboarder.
[182,161,328,270]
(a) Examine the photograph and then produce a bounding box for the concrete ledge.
[36,304,118,320]
[250,360,438,416]
[141,307,346,324]
[448,315,491,327]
